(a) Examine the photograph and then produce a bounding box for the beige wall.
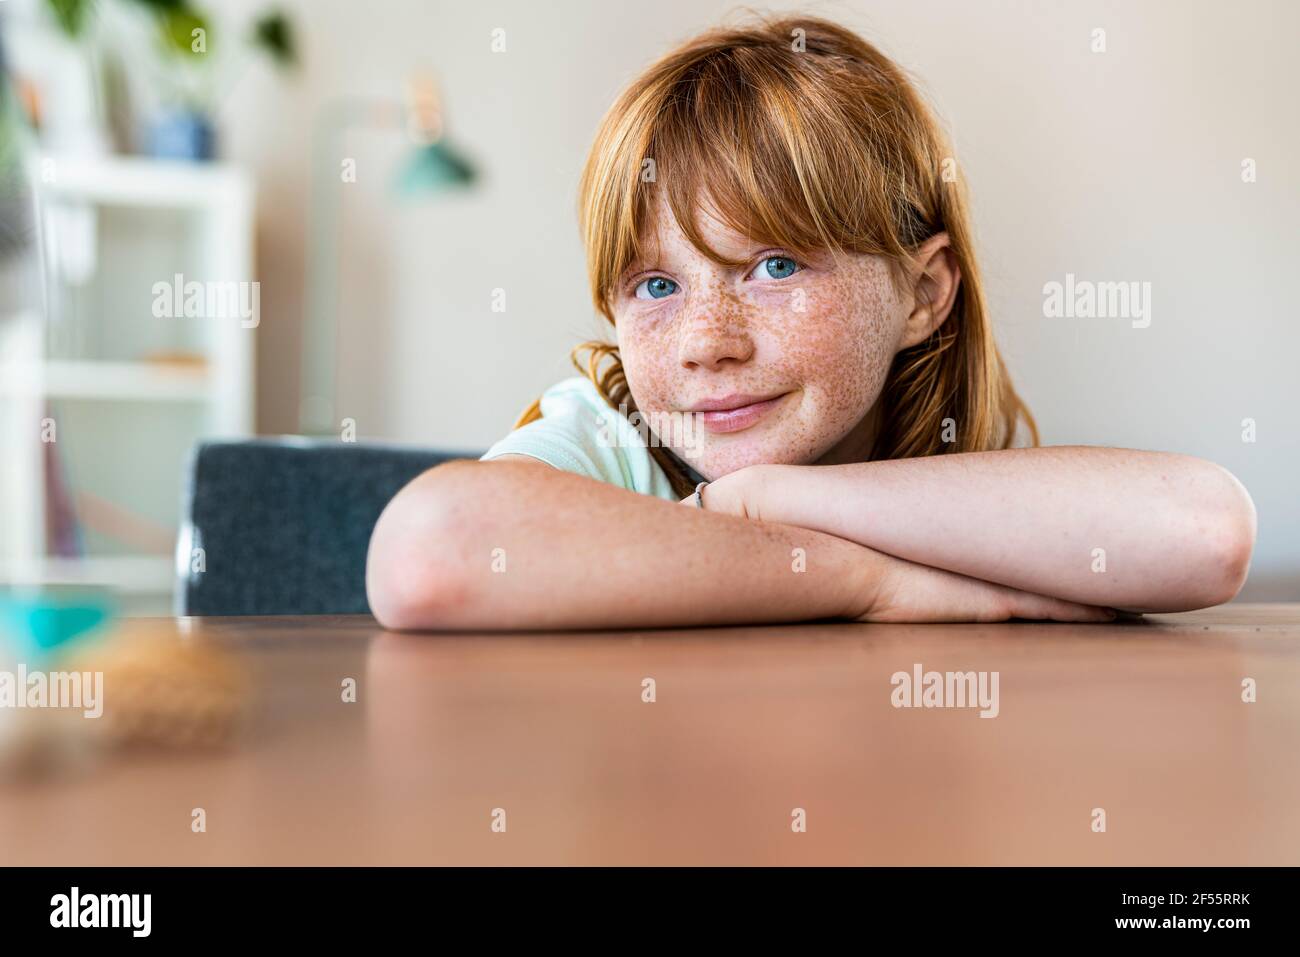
[216,0,1299,599]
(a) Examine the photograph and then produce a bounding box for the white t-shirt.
[480,376,695,502]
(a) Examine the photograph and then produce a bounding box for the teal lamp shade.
[396,137,476,195]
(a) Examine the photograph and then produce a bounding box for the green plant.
[43,0,296,71]
[41,0,296,121]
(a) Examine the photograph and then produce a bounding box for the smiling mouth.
[692,392,790,434]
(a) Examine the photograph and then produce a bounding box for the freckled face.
[612,193,912,480]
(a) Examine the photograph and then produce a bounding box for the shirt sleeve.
[479,378,679,501]
[479,412,613,483]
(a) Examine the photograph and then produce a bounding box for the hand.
[676,466,762,516]
[859,550,1118,624]
[676,468,1118,623]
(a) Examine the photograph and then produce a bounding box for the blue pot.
[146,111,216,161]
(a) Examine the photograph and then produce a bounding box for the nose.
[677,297,756,371]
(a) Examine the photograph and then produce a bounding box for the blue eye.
[634,276,678,300]
[750,255,800,280]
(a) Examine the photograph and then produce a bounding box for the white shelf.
[0,359,211,402]
[29,154,252,212]
[0,556,174,594]
[0,155,256,601]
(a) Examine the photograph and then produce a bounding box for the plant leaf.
[159,7,209,59]
[44,0,92,38]
[250,11,296,68]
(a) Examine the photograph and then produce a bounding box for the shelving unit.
[0,358,212,401]
[0,155,255,613]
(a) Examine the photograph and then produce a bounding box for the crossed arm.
[687,445,1256,614]
[366,445,1255,630]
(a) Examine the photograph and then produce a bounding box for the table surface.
[2,603,1298,866]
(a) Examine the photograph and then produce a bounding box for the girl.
[366,14,1255,630]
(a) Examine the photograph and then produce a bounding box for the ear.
[896,232,962,351]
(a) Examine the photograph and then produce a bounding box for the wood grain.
[1,604,1297,865]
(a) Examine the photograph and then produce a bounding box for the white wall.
[215,0,1298,599]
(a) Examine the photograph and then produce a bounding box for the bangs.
[579,25,933,317]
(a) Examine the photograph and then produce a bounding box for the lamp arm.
[299,98,403,435]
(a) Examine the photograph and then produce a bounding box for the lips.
[687,392,790,434]
[686,392,786,413]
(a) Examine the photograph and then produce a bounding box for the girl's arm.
[367,456,874,630]
[365,456,1117,630]
[701,446,1256,614]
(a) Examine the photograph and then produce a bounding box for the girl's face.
[613,193,918,480]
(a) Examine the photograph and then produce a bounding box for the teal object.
[394,138,477,195]
[0,593,114,662]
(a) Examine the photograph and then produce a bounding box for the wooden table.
[1,604,1297,866]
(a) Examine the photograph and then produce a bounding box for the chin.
[690,442,794,479]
